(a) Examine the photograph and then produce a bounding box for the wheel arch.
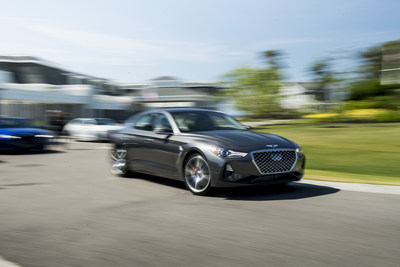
[181,148,213,195]
[181,148,206,174]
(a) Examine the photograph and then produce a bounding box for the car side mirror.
[154,125,173,135]
[244,125,253,130]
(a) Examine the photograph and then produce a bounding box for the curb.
[301,179,400,195]
[0,257,23,267]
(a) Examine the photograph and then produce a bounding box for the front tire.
[110,148,130,177]
[184,154,212,195]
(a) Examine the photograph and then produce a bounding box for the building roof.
[150,76,180,81]
[0,55,64,71]
[139,87,211,98]
[297,82,320,91]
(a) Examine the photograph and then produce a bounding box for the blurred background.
[0,0,399,184]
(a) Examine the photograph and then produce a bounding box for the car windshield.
[94,118,117,125]
[170,110,246,132]
[0,118,33,128]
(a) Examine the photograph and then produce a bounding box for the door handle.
[144,138,154,143]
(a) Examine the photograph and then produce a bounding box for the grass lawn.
[253,122,400,186]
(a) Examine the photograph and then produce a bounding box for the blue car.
[0,117,54,151]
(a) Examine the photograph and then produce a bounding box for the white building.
[279,82,322,110]
[0,56,134,121]
[0,57,221,122]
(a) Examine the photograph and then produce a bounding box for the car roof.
[72,118,114,120]
[157,108,220,113]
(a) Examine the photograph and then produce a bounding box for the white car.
[63,118,124,141]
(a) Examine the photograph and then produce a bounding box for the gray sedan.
[109,108,305,195]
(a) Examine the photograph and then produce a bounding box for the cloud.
[25,24,227,64]
[249,37,329,50]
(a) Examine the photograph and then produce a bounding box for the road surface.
[0,142,399,267]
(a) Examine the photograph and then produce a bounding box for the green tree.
[350,44,383,100]
[308,57,336,102]
[342,39,400,111]
[350,40,400,101]
[220,50,285,117]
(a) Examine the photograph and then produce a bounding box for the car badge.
[113,149,127,160]
[270,153,283,161]
[266,144,278,148]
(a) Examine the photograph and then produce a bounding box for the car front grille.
[21,135,38,144]
[251,150,297,174]
[20,135,44,147]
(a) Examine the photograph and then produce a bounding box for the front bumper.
[0,136,52,150]
[209,151,305,188]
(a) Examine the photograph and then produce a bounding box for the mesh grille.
[252,150,297,174]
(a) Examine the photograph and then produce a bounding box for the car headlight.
[295,147,303,153]
[34,134,54,138]
[212,147,247,158]
[0,134,21,139]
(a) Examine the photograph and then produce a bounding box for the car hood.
[191,130,295,150]
[0,128,52,136]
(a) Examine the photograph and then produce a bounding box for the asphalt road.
[0,142,399,267]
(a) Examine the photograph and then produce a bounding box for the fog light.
[226,164,234,172]
[223,164,243,182]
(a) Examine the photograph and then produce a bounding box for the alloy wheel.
[184,154,211,195]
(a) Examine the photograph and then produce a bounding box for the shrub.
[375,110,400,122]
[303,109,400,123]
[343,109,386,121]
[303,113,342,122]
[344,95,400,110]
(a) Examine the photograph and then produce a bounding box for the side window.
[84,119,96,125]
[134,114,153,131]
[153,113,171,130]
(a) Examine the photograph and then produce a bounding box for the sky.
[0,0,399,84]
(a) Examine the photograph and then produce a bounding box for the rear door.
[123,112,183,178]
[143,113,182,178]
[124,113,155,173]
